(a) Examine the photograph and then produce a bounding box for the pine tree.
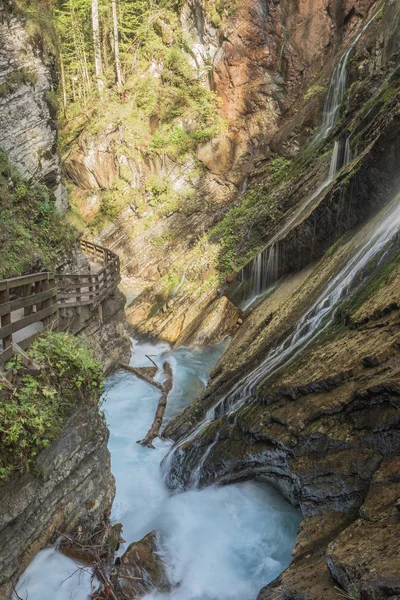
[91,0,104,93]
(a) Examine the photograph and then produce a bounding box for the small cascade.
[237,7,379,310]
[239,137,349,310]
[241,244,279,311]
[172,272,186,296]
[166,188,400,486]
[313,10,379,143]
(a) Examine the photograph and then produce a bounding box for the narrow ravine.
[14,339,300,600]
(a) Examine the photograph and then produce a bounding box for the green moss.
[152,232,174,247]
[0,148,77,277]
[304,84,327,102]
[209,185,280,278]
[0,67,38,97]
[0,332,104,482]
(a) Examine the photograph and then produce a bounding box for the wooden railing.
[56,240,120,313]
[0,240,120,367]
[0,273,58,367]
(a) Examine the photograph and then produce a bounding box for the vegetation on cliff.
[0,148,77,277]
[0,332,103,481]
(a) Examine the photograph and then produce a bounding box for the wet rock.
[362,355,380,368]
[116,532,171,598]
[0,404,115,598]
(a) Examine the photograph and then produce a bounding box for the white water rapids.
[14,340,300,600]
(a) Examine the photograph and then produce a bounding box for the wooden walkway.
[0,240,120,367]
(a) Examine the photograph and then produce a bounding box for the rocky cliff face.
[64,0,385,345]
[0,4,67,210]
[160,1,400,598]
[0,403,115,599]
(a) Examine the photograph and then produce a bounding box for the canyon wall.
[0,4,68,210]
[162,1,400,598]
[0,402,115,599]
[64,0,383,344]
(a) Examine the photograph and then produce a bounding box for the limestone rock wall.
[0,403,115,599]
[0,8,68,210]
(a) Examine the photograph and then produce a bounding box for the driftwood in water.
[119,363,163,391]
[137,362,173,449]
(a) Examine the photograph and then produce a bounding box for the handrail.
[0,240,120,367]
[56,240,121,310]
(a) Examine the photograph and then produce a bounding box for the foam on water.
[14,339,300,600]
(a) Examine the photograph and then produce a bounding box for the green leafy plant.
[0,332,104,482]
[0,148,77,277]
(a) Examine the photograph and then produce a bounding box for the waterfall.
[238,8,379,310]
[240,138,347,310]
[165,189,400,487]
[313,10,380,143]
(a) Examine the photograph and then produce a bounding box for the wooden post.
[35,280,43,312]
[23,283,33,317]
[0,288,12,350]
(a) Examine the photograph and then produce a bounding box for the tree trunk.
[91,0,104,93]
[119,363,163,391]
[137,362,173,449]
[60,52,67,113]
[111,0,123,89]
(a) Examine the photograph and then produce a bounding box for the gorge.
[1,0,400,599]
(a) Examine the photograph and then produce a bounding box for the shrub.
[0,332,103,482]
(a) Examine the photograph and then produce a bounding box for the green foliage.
[0,68,38,98]
[304,84,327,102]
[269,156,293,183]
[0,332,103,482]
[209,186,280,277]
[0,148,77,277]
[152,232,174,247]
[204,0,237,26]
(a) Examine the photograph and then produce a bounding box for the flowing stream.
[14,340,300,600]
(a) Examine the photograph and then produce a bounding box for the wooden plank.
[0,345,13,367]
[57,299,94,308]
[56,280,96,291]
[0,289,11,349]
[0,272,50,292]
[0,288,57,317]
[0,304,58,339]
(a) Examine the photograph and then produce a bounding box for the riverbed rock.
[164,210,400,598]
[116,532,171,598]
[0,403,115,599]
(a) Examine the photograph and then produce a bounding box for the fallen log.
[119,363,163,391]
[137,362,173,449]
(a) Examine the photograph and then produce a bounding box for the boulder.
[116,532,170,598]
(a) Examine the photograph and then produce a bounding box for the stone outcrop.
[0,6,67,210]
[115,532,171,598]
[65,0,384,344]
[164,201,400,597]
[126,288,240,346]
[0,403,115,599]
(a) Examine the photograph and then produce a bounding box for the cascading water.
[240,138,346,311]
[14,340,300,600]
[166,188,400,487]
[313,10,380,143]
[239,8,379,310]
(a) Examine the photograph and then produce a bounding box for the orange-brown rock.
[116,532,170,598]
